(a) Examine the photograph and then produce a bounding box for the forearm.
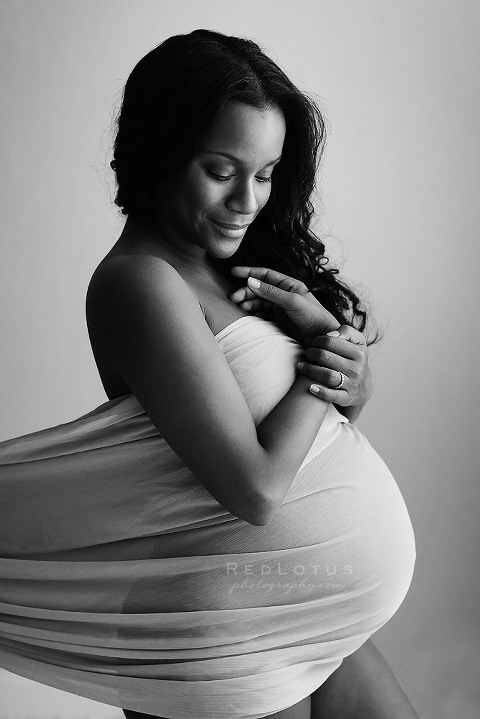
[256,373,329,507]
[311,638,420,719]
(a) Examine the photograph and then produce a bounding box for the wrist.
[351,365,374,410]
[360,365,374,405]
[305,321,342,347]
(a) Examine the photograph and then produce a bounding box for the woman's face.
[154,100,286,261]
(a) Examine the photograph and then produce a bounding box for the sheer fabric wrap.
[0,316,416,718]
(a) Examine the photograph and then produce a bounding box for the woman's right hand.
[228,265,340,344]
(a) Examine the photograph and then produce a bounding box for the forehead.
[198,101,286,164]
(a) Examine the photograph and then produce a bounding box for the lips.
[210,219,251,230]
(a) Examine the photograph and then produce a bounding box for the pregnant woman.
[0,29,418,719]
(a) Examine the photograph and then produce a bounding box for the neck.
[119,214,230,283]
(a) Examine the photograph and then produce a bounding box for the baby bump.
[135,424,416,624]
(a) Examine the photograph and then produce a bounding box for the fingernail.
[247,277,261,289]
[326,329,341,336]
[296,362,304,370]
[309,384,321,394]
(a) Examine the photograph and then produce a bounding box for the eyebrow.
[201,150,282,168]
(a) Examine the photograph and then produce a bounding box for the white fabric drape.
[0,316,416,718]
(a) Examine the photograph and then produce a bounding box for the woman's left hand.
[228,265,373,410]
[298,325,374,408]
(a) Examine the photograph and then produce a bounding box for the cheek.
[257,184,272,210]
[198,184,223,210]
[186,177,225,216]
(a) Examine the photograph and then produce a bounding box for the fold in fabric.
[0,315,416,718]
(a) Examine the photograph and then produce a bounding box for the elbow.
[240,490,281,527]
[222,458,285,526]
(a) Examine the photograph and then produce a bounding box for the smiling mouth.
[209,219,251,239]
[210,219,251,230]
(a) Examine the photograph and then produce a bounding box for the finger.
[303,347,352,373]
[230,266,308,294]
[308,383,351,406]
[296,362,349,390]
[239,298,263,312]
[238,297,275,314]
[245,275,304,312]
[326,325,366,346]
[229,285,254,303]
[309,335,365,361]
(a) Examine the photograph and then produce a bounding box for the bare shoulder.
[87,251,203,322]
[87,251,196,306]
[86,251,208,362]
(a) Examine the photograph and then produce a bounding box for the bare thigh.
[122,695,311,719]
[261,694,311,719]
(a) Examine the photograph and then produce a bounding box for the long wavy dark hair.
[111,29,381,344]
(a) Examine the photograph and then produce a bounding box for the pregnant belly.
[47,418,414,636]
[120,424,416,629]
[280,423,417,619]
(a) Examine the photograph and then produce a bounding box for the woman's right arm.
[86,255,329,526]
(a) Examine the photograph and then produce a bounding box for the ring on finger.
[332,371,346,389]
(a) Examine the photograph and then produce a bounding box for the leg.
[123,712,167,719]
[262,695,311,718]
[310,639,420,719]
[122,695,311,719]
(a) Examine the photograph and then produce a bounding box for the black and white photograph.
[0,2,478,718]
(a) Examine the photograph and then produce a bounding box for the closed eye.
[206,171,272,183]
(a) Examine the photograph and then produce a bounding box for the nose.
[225,179,259,217]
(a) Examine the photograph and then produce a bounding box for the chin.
[208,241,243,260]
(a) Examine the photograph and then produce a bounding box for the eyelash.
[206,171,272,184]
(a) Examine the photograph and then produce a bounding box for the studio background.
[1,1,479,718]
